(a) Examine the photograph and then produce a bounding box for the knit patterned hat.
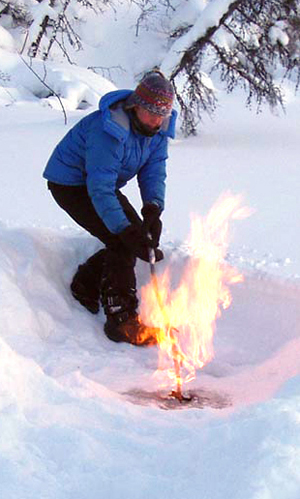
[125,71,174,117]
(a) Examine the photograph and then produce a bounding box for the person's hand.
[119,224,164,262]
[141,203,162,248]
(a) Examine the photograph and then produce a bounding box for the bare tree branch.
[20,55,68,125]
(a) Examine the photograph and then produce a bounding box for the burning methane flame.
[140,193,251,393]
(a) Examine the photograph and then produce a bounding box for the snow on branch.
[158,0,300,135]
[161,0,243,79]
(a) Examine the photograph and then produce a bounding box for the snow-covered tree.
[0,0,110,60]
[1,0,299,134]
[160,0,300,135]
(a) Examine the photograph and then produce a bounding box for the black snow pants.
[47,181,142,294]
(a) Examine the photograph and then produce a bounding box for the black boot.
[71,249,106,314]
[105,313,160,346]
[101,286,160,346]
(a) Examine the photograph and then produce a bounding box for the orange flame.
[140,193,251,391]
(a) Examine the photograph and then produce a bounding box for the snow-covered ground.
[1,82,300,498]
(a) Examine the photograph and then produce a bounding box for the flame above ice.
[140,193,251,391]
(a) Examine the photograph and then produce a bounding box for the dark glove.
[141,203,162,248]
[119,224,164,263]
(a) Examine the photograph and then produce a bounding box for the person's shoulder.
[77,110,102,129]
[79,100,129,143]
[99,89,132,112]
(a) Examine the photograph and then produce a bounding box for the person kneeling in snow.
[43,70,177,346]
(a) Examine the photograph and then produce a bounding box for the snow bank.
[0,48,115,109]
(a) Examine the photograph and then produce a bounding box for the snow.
[1,5,300,498]
[0,49,115,108]
[161,0,237,77]
[269,22,290,47]
[0,25,15,51]
[28,0,58,43]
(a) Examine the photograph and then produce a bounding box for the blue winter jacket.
[43,89,177,234]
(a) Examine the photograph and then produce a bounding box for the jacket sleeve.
[85,122,130,234]
[137,135,168,211]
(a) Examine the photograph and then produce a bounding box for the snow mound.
[0,49,115,109]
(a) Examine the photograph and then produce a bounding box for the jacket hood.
[98,89,177,141]
[99,89,132,113]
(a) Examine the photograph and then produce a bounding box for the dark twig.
[19,55,68,124]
